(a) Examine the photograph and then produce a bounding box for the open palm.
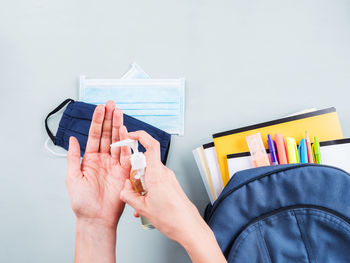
[66,101,131,227]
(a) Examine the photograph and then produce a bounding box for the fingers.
[119,125,131,167]
[67,136,82,178]
[100,101,115,153]
[120,179,145,214]
[111,108,123,161]
[85,105,105,153]
[134,211,140,218]
[127,131,161,164]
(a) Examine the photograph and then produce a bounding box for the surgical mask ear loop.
[44,98,74,158]
[44,138,67,157]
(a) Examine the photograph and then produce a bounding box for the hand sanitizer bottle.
[110,139,154,230]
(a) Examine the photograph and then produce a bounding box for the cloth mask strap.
[45,98,74,144]
[44,138,67,157]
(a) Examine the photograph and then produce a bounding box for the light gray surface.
[1,0,350,262]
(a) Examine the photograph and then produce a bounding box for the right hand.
[120,131,227,263]
[119,131,208,244]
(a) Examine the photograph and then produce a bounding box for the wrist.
[175,206,213,248]
[76,218,117,234]
[76,217,118,232]
[75,218,117,248]
[179,222,214,251]
[75,219,117,263]
[179,220,226,263]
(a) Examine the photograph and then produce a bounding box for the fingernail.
[97,104,105,110]
[107,100,115,107]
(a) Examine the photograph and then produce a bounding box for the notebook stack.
[193,108,350,203]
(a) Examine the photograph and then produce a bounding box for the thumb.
[67,136,82,178]
[119,125,131,168]
[120,180,146,214]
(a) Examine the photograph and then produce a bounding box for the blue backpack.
[204,164,350,262]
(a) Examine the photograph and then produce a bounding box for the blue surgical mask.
[45,99,171,164]
[79,76,185,135]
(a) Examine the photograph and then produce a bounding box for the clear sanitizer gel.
[110,139,154,230]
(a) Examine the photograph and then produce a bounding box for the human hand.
[119,131,226,263]
[120,130,205,242]
[66,100,131,229]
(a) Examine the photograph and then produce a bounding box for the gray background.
[1,0,350,262]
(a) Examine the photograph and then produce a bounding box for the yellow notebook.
[213,108,343,186]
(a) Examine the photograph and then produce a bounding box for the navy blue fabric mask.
[45,99,171,164]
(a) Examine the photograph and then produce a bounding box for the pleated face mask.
[45,99,171,164]
[79,77,185,135]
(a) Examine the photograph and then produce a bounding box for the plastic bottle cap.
[110,139,146,170]
[110,139,139,153]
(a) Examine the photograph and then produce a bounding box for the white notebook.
[203,143,224,199]
[319,138,350,173]
[193,146,216,203]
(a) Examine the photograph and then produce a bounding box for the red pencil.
[305,131,314,163]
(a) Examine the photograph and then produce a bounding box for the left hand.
[66,100,131,229]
